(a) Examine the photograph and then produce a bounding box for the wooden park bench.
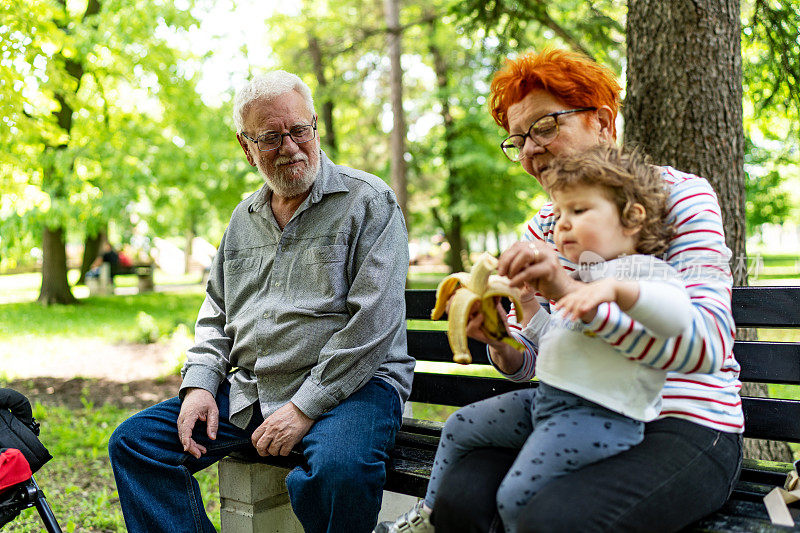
[87,263,154,295]
[116,263,155,293]
[218,285,800,532]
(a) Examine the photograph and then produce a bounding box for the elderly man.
[109,70,413,533]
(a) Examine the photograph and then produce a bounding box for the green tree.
[1,0,197,303]
[742,0,800,234]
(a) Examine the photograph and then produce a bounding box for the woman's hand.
[497,241,578,301]
[461,299,524,375]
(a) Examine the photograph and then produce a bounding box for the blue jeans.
[109,377,402,533]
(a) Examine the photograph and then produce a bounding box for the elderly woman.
[381,49,742,533]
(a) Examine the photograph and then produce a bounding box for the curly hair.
[489,48,622,137]
[540,145,674,257]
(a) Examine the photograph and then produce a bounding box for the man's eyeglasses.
[500,108,596,162]
[241,117,317,152]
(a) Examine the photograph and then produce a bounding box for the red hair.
[489,48,622,136]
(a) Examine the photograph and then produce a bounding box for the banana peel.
[431,252,525,364]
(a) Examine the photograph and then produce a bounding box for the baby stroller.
[0,388,62,532]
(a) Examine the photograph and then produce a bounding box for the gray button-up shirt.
[180,151,413,427]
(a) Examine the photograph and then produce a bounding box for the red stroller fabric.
[0,448,32,491]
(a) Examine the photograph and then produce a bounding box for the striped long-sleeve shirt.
[499,166,743,434]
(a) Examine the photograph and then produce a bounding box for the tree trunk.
[625,0,746,271]
[625,0,790,462]
[307,36,338,161]
[446,212,466,272]
[38,227,77,305]
[428,25,465,273]
[38,0,100,304]
[78,230,105,284]
[185,228,195,274]
[385,0,409,225]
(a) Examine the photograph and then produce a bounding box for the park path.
[1,336,188,382]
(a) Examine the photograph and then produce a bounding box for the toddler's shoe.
[373,500,433,533]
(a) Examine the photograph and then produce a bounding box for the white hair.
[232,70,315,133]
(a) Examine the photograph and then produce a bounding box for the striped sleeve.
[581,171,734,375]
[495,205,557,381]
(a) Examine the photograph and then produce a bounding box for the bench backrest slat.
[406,291,437,320]
[742,397,800,442]
[734,341,800,383]
[408,331,800,385]
[408,286,800,325]
[408,331,491,365]
[409,373,800,442]
[731,286,800,327]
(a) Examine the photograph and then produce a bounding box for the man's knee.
[108,406,174,462]
[294,449,384,501]
[108,415,138,461]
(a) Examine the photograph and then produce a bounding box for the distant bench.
[218,286,800,532]
[116,263,154,292]
[86,263,154,295]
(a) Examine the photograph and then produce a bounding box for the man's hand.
[177,388,219,459]
[497,241,578,301]
[251,402,314,457]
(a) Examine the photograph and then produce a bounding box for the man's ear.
[623,202,646,236]
[237,134,256,167]
[596,106,616,142]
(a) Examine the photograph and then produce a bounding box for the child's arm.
[556,277,692,338]
[555,278,639,323]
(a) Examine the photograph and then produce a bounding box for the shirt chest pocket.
[222,256,263,314]
[292,245,349,312]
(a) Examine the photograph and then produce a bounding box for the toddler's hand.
[555,278,618,322]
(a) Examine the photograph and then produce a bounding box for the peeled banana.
[431,252,525,364]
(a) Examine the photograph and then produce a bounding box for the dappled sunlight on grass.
[0,291,204,341]
[0,270,205,304]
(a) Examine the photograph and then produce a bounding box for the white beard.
[258,154,319,198]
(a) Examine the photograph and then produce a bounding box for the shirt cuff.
[179,365,224,400]
[487,331,537,382]
[291,379,338,420]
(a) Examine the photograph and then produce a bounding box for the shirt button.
[262,313,269,319]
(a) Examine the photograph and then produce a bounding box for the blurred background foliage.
[1,0,799,300]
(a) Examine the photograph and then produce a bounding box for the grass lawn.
[0,290,204,343]
[0,269,204,305]
[6,401,220,532]
[0,285,211,531]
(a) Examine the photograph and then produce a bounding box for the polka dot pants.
[423,383,643,533]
